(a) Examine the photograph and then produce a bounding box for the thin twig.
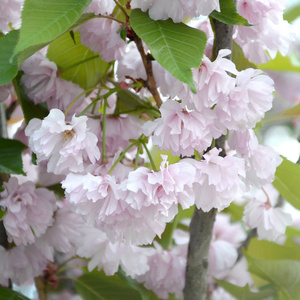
[133,35,163,108]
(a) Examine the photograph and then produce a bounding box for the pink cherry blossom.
[192,148,246,212]
[77,18,127,62]
[137,241,187,299]
[131,0,219,22]
[209,214,246,279]
[84,0,115,15]
[76,227,154,277]
[234,0,293,63]
[25,109,100,175]
[0,244,48,285]
[243,185,292,241]
[216,68,274,130]
[126,155,196,222]
[20,52,58,104]
[0,0,24,33]
[62,163,166,245]
[143,100,222,156]
[0,177,56,246]
[20,52,85,113]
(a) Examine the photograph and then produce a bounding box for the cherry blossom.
[0,177,56,246]
[243,185,292,241]
[77,18,127,62]
[25,109,100,175]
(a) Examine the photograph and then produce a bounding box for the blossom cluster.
[0,0,295,299]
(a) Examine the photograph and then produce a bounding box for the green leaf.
[283,103,300,117]
[258,52,300,73]
[247,237,300,261]
[118,270,159,300]
[0,287,30,300]
[231,41,257,72]
[273,156,300,210]
[130,9,207,93]
[14,0,91,55]
[210,0,251,26]
[222,202,244,221]
[0,12,94,86]
[47,31,108,90]
[216,280,276,300]
[13,73,49,124]
[0,207,7,220]
[284,5,300,23]
[75,270,142,300]
[0,138,27,175]
[115,89,160,120]
[245,252,300,300]
[0,31,19,86]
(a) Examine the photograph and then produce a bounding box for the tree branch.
[133,35,163,108]
[184,3,236,299]
[184,208,217,300]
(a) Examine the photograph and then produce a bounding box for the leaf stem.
[60,55,99,74]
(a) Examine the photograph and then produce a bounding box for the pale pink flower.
[131,0,219,22]
[137,241,187,299]
[143,100,222,156]
[193,148,246,212]
[50,77,84,113]
[20,52,85,113]
[209,214,246,279]
[117,43,147,84]
[126,155,196,222]
[41,206,86,254]
[243,185,292,241]
[0,0,23,32]
[62,164,166,245]
[20,52,57,104]
[227,129,258,157]
[0,177,56,246]
[84,0,115,15]
[0,244,48,285]
[245,144,282,188]
[216,69,274,130]
[25,109,100,175]
[234,0,293,63]
[77,18,126,62]
[181,50,237,111]
[227,130,282,188]
[76,227,154,277]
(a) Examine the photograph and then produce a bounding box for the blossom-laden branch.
[184,2,236,299]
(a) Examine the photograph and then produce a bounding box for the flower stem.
[134,144,142,170]
[140,140,158,172]
[107,140,139,175]
[102,98,108,163]
[79,87,121,116]
[65,86,104,116]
